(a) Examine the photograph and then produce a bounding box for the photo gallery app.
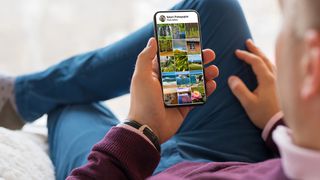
[156,12,206,106]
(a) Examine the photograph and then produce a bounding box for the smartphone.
[154,10,207,107]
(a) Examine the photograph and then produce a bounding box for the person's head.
[276,0,320,149]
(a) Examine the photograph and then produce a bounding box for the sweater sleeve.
[67,127,160,180]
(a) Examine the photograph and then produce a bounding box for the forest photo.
[160,56,175,72]
[159,40,173,56]
[158,24,173,40]
[175,55,189,72]
[172,24,186,39]
[186,23,200,39]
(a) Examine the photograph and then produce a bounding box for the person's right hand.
[228,39,281,129]
[128,38,218,144]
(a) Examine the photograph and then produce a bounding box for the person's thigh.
[156,0,273,173]
[47,103,119,180]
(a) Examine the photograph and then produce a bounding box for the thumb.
[136,38,158,73]
[228,76,255,107]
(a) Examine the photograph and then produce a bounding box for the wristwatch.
[124,120,161,152]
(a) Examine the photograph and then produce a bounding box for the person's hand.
[128,38,219,143]
[228,39,281,129]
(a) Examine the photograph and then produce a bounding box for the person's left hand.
[228,39,281,129]
[128,38,219,143]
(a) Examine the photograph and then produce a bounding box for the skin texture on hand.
[228,39,281,129]
[127,38,219,144]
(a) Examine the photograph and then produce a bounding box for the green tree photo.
[186,23,200,39]
[172,24,186,39]
[175,55,189,71]
[159,40,173,56]
[157,24,173,40]
[160,56,175,72]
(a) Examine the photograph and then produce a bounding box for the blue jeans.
[14,0,273,179]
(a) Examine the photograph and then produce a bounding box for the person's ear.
[301,30,320,100]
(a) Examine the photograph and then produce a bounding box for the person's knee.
[194,0,242,16]
[48,104,79,118]
[196,0,236,8]
[196,0,218,8]
[49,103,98,116]
[47,103,117,128]
[61,104,92,113]
[47,104,92,125]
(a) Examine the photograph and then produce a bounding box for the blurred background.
[0,0,281,128]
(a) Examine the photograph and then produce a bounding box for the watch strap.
[123,120,161,152]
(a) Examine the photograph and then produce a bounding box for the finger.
[206,80,217,96]
[205,65,219,80]
[202,49,216,65]
[228,76,255,108]
[136,38,157,73]
[152,57,160,79]
[235,49,270,83]
[246,39,274,71]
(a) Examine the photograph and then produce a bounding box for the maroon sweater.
[67,121,289,180]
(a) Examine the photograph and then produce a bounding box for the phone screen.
[154,11,207,107]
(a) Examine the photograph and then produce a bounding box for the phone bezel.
[153,10,208,108]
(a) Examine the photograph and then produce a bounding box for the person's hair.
[292,0,320,38]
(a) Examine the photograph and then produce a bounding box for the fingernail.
[228,76,239,89]
[207,80,215,89]
[247,39,253,43]
[147,38,153,47]
[207,81,212,88]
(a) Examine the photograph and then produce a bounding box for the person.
[0,0,318,179]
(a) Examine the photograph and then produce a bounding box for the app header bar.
[155,11,198,24]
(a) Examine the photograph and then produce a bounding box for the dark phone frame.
[153,10,208,108]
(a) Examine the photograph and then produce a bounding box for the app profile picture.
[159,15,166,22]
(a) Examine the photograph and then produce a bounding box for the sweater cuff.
[117,124,156,149]
[93,127,160,178]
